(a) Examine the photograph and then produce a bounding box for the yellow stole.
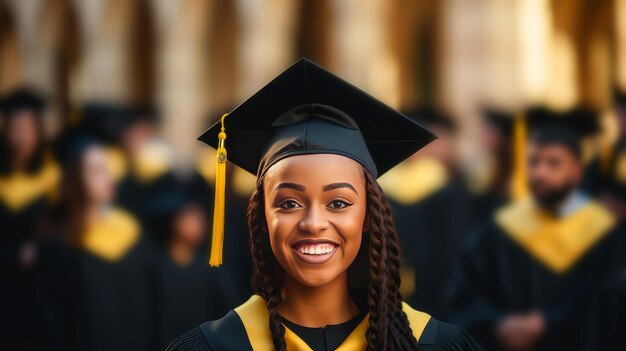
[0,159,60,212]
[234,295,431,351]
[496,199,616,274]
[378,157,448,205]
[105,146,128,182]
[132,141,172,184]
[82,207,140,262]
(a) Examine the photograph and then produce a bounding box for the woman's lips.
[291,240,339,264]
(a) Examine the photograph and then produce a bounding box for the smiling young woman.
[166,59,482,351]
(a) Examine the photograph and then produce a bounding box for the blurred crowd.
[2,0,626,351]
[1,84,625,351]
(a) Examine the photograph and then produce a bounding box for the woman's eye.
[279,200,302,209]
[328,199,352,209]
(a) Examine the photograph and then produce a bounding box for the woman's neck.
[277,272,359,328]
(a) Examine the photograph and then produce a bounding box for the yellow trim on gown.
[234,295,431,351]
[495,198,616,274]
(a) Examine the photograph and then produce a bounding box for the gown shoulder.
[427,318,484,351]
[165,310,252,351]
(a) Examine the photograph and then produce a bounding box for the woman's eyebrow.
[323,182,358,194]
[277,182,306,192]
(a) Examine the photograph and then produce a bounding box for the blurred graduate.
[36,135,156,351]
[450,107,622,351]
[0,87,60,349]
[149,186,222,349]
[378,107,472,320]
[167,59,482,351]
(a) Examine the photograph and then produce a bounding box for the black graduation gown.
[155,251,222,350]
[0,160,59,348]
[449,200,621,351]
[390,181,473,320]
[166,296,482,351]
[116,170,178,243]
[35,210,157,351]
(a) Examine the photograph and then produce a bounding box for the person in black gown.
[449,111,622,351]
[378,107,472,320]
[116,105,178,243]
[151,188,222,349]
[36,136,156,351]
[167,58,482,350]
[0,87,60,349]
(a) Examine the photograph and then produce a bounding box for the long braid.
[364,171,419,351]
[247,183,286,351]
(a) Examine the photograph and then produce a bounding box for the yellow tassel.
[511,113,529,200]
[209,114,228,267]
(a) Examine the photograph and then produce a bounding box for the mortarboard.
[0,87,45,117]
[197,58,436,266]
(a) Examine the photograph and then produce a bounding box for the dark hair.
[0,109,46,175]
[530,126,582,160]
[46,145,90,247]
[247,170,418,351]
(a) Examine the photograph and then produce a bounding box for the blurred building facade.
[0,0,624,170]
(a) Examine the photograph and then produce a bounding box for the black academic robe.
[166,295,482,351]
[391,181,473,320]
[0,160,59,349]
[36,209,157,351]
[155,251,222,350]
[449,200,621,351]
[116,170,178,244]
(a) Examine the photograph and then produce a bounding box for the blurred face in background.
[5,110,41,164]
[422,125,456,167]
[173,204,206,247]
[527,142,582,209]
[122,119,156,159]
[82,145,116,206]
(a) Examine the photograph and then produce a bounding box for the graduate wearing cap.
[449,108,622,351]
[35,135,157,351]
[377,107,473,320]
[0,87,60,348]
[115,105,178,242]
[150,187,223,350]
[167,59,481,351]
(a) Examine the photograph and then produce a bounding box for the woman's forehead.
[263,154,365,187]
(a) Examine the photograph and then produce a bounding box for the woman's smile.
[292,239,339,264]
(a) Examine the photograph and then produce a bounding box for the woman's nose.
[298,206,330,235]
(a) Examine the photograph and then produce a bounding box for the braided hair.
[247,170,418,351]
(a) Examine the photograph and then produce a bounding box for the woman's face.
[6,111,40,162]
[263,154,367,288]
[82,145,116,206]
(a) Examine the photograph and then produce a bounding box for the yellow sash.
[82,207,140,261]
[105,146,128,182]
[0,159,60,212]
[378,157,448,205]
[234,295,431,351]
[496,199,616,274]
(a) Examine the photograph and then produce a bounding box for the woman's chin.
[290,267,344,288]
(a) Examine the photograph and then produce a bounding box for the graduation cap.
[79,103,131,144]
[482,107,515,138]
[403,106,456,132]
[0,87,45,117]
[526,106,600,147]
[198,58,436,266]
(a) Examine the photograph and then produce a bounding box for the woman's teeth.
[297,243,336,255]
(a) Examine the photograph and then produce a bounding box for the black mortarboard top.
[526,106,600,138]
[197,58,436,266]
[482,107,515,137]
[79,102,131,144]
[198,58,436,179]
[403,106,456,132]
[56,133,100,167]
[128,104,160,125]
[0,87,45,117]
